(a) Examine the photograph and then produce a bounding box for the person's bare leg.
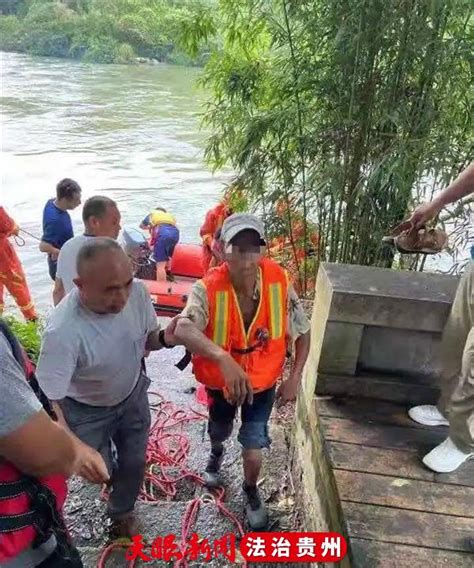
[242,448,268,529]
[242,449,262,486]
[156,262,167,281]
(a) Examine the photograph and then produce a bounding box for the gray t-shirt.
[0,333,41,437]
[56,234,93,293]
[0,333,57,567]
[36,280,159,406]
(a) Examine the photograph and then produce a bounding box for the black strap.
[0,479,31,500]
[0,511,37,533]
[232,345,259,355]
[175,349,192,371]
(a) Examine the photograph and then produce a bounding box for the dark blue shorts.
[206,386,276,450]
[152,225,180,262]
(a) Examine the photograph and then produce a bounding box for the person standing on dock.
[39,179,82,281]
[36,239,178,538]
[53,196,121,305]
[0,206,37,321]
[140,207,179,281]
[408,162,474,473]
[174,213,311,530]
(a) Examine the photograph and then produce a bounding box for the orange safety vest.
[192,257,289,392]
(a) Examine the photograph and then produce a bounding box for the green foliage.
[3,316,42,364]
[0,14,22,49]
[0,0,215,64]
[182,0,473,291]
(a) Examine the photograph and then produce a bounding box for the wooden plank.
[327,441,434,482]
[343,502,474,552]
[435,467,474,488]
[350,538,474,568]
[317,373,439,405]
[316,396,444,430]
[321,416,445,452]
[334,470,474,517]
[327,441,474,487]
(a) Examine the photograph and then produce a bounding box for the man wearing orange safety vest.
[174,214,311,529]
[0,207,37,321]
[199,200,232,272]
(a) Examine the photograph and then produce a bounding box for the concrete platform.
[295,262,473,567]
[314,263,459,379]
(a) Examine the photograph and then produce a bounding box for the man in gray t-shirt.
[37,238,177,538]
[53,195,121,306]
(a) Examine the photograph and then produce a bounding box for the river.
[1,52,231,314]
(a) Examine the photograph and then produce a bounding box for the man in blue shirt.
[40,179,82,280]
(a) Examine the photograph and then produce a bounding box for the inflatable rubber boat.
[122,229,204,317]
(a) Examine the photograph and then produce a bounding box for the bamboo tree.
[182,0,473,292]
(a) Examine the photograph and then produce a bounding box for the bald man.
[36,239,177,537]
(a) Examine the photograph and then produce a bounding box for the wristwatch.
[158,328,173,349]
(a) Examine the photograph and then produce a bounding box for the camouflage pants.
[437,261,474,452]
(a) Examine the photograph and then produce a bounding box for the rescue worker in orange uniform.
[268,198,319,293]
[0,207,37,321]
[174,214,311,529]
[199,199,232,272]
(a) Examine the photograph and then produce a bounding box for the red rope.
[97,390,247,568]
[97,542,137,568]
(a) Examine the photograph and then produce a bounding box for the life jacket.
[192,257,289,392]
[149,210,176,227]
[0,320,68,564]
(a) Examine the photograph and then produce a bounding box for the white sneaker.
[423,437,474,473]
[408,405,449,426]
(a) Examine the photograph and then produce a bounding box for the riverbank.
[0,1,210,66]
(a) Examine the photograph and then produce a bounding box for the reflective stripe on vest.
[213,290,229,347]
[269,282,283,340]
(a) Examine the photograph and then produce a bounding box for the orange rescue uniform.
[0,207,37,320]
[199,202,231,272]
[192,257,288,393]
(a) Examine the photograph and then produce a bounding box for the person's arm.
[276,285,311,405]
[199,209,216,247]
[134,281,167,351]
[173,317,252,406]
[0,207,19,238]
[0,409,78,477]
[53,278,65,306]
[139,214,151,231]
[53,246,68,305]
[0,337,108,483]
[40,217,61,258]
[39,240,60,259]
[409,162,474,228]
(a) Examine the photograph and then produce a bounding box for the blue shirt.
[41,198,74,250]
